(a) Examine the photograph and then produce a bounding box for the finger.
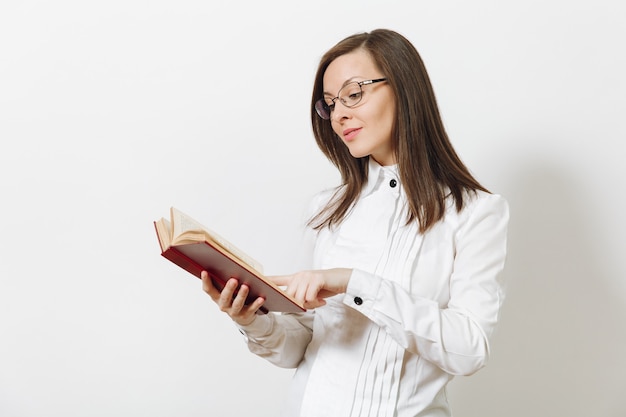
[231,284,250,312]
[294,281,311,305]
[201,271,220,299]
[305,281,324,303]
[245,296,266,315]
[268,275,291,287]
[218,278,239,309]
[304,298,327,310]
[250,296,266,310]
[231,296,266,326]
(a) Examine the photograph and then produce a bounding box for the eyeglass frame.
[314,78,388,120]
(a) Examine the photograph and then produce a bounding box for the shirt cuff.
[343,268,382,314]
[236,314,273,340]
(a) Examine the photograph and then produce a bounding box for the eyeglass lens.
[315,81,364,120]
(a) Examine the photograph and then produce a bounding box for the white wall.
[1,1,625,416]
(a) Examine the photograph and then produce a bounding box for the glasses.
[314,78,387,120]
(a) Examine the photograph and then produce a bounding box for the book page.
[154,218,172,252]
[170,207,264,273]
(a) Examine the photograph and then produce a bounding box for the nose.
[330,101,351,123]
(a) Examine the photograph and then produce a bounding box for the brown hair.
[309,29,488,233]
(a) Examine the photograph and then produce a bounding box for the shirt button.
[354,297,363,305]
[389,179,397,188]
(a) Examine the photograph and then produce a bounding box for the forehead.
[323,49,378,91]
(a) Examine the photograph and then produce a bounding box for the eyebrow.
[322,76,362,97]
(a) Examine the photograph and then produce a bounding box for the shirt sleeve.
[237,311,315,369]
[342,194,509,376]
[234,191,338,368]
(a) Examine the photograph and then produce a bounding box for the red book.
[154,207,305,314]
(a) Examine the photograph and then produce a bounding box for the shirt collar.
[363,157,400,197]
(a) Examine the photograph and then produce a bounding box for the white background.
[1,1,625,416]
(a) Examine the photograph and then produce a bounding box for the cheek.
[369,106,394,135]
[375,91,396,127]
[331,121,342,137]
[377,105,396,137]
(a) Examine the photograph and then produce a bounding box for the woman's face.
[322,49,396,166]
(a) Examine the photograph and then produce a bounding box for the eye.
[340,83,362,105]
[320,100,334,113]
[347,91,362,101]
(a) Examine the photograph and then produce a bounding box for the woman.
[202,28,509,417]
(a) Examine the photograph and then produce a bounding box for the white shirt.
[239,158,509,417]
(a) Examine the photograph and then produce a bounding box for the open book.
[154,207,305,314]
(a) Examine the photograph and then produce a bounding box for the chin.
[349,153,370,161]
[346,147,370,160]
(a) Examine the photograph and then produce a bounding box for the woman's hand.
[270,268,352,309]
[201,271,265,326]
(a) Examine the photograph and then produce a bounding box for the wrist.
[334,267,353,293]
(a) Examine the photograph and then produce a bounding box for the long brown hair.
[309,29,488,233]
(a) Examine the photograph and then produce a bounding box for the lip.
[342,127,361,142]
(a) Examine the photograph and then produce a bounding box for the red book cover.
[154,216,305,314]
